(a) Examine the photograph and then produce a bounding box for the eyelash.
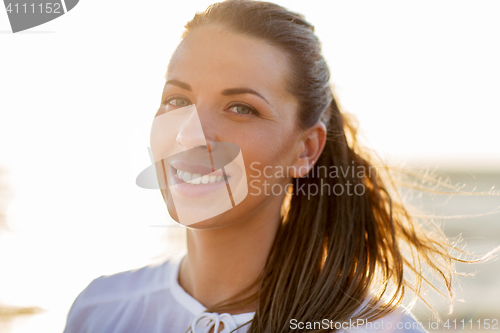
[162,96,260,116]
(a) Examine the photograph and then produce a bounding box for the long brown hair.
[179,1,494,332]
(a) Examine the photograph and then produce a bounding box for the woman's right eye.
[164,97,191,108]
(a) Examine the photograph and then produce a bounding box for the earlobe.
[289,158,310,178]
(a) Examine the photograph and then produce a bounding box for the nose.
[176,107,208,150]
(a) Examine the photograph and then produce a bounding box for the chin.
[166,193,257,231]
[163,189,228,229]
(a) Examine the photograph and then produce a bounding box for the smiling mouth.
[173,167,228,185]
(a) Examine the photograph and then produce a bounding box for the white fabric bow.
[191,312,238,333]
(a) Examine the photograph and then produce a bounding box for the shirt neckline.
[168,251,255,323]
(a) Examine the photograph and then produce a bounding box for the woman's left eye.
[227,104,257,115]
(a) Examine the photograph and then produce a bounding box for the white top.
[63,252,428,333]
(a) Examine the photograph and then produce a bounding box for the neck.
[178,196,283,314]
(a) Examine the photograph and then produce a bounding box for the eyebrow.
[221,88,270,105]
[165,79,192,91]
[165,79,270,105]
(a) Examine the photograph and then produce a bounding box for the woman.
[64,1,472,332]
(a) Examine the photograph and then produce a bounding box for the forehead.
[167,25,292,100]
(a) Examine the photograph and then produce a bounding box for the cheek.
[250,124,296,162]
[236,127,298,191]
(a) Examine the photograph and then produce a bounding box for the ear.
[289,122,327,178]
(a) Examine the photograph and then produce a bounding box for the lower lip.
[168,166,230,198]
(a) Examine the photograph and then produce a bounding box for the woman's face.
[153,25,309,229]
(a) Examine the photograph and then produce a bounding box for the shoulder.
[346,308,428,333]
[73,260,171,307]
[64,252,184,331]
[64,255,182,333]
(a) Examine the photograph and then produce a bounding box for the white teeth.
[191,174,201,185]
[174,168,227,185]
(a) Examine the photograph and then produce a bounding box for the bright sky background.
[1,0,499,331]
